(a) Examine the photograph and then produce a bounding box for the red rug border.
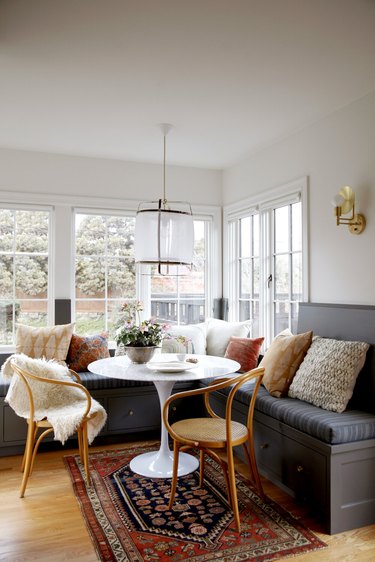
[64,444,327,562]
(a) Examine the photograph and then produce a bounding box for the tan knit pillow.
[260,329,313,397]
[288,337,369,412]
[16,323,75,362]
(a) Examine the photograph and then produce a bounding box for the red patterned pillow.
[67,332,110,372]
[224,336,264,372]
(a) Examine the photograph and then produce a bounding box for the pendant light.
[134,124,194,275]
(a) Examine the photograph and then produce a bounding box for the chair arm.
[10,361,93,421]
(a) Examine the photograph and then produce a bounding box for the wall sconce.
[331,186,366,235]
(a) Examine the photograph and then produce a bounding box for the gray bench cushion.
[201,380,375,446]
[0,370,153,398]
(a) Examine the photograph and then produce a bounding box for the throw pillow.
[16,322,75,362]
[260,329,313,398]
[161,334,194,354]
[288,336,369,413]
[224,336,264,372]
[164,323,207,355]
[67,332,110,372]
[205,318,252,357]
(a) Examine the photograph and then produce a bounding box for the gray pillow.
[288,336,369,413]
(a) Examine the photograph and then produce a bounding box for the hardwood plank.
[0,439,374,561]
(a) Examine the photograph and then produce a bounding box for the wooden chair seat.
[171,417,248,447]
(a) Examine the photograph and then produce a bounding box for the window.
[225,178,308,346]
[74,212,213,337]
[150,220,209,324]
[0,207,51,345]
[74,212,136,339]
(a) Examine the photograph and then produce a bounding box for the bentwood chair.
[162,367,264,532]
[9,358,99,497]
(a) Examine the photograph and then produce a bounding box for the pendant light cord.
[163,132,167,206]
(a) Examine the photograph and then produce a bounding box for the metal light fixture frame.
[332,186,366,235]
[134,124,194,274]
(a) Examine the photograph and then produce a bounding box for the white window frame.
[223,177,309,346]
[0,201,54,352]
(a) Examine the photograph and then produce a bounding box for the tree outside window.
[0,209,50,345]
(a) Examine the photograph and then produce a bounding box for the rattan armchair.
[9,359,99,497]
[162,367,264,532]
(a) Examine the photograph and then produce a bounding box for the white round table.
[88,353,240,478]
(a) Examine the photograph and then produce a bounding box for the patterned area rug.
[64,445,326,562]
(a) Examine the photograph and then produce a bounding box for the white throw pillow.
[205,318,252,357]
[164,323,207,355]
[288,336,369,413]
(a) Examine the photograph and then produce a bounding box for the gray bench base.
[208,389,375,534]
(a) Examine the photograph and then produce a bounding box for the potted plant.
[115,301,168,363]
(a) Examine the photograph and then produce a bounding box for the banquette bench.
[1,302,374,536]
[201,303,375,534]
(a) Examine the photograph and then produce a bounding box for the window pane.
[107,258,136,298]
[251,301,260,337]
[0,210,14,252]
[75,257,105,298]
[151,272,178,294]
[274,301,290,334]
[291,302,299,333]
[275,254,289,301]
[76,214,106,256]
[240,217,251,257]
[107,300,123,340]
[0,256,13,298]
[15,256,48,298]
[292,253,302,301]
[0,301,15,344]
[17,301,48,327]
[253,257,259,297]
[239,300,250,322]
[194,221,205,258]
[240,259,251,297]
[292,202,302,252]
[274,206,289,253]
[15,210,49,254]
[75,300,105,335]
[253,214,259,257]
[152,299,178,323]
[107,216,135,256]
[179,300,205,324]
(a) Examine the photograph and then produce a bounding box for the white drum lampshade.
[135,200,194,268]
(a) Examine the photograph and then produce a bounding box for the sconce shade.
[134,200,194,266]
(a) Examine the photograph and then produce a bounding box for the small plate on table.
[147,361,197,373]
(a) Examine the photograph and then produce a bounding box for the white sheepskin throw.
[1,353,107,445]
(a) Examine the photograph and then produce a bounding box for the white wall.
[223,90,375,306]
[0,148,221,205]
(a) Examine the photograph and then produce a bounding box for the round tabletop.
[88,353,240,382]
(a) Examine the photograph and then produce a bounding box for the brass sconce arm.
[332,186,366,235]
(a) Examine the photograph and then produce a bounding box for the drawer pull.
[297,465,304,472]
[260,443,269,449]
[172,406,177,412]
[128,410,134,416]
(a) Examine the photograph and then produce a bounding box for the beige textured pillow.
[16,323,75,362]
[288,337,369,413]
[260,329,313,397]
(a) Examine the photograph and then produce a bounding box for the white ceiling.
[1,0,375,170]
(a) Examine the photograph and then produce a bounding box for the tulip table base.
[129,379,199,478]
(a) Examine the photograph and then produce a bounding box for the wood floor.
[0,438,375,562]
